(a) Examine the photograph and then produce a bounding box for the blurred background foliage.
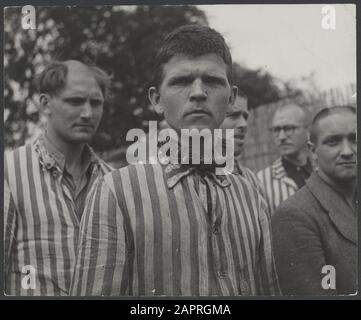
[4,5,301,151]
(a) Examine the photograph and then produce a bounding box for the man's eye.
[90,99,103,107]
[325,138,339,146]
[170,77,191,86]
[204,76,225,86]
[349,133,357,143]
[226,112,238,119]
[284,125,296,131]
[66,98,85,105]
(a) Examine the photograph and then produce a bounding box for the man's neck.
[283,150,308,167]
[318,170,357,201]
[177,131,213,164]
[46,130,86,176]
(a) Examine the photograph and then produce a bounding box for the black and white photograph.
[2,3,358,300]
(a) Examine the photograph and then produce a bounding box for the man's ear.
[307,140,318,161]
[229,85,238,105]
[148,86,163,115]
[39,93,51,116]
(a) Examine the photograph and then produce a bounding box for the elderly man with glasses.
[257,102,314,215]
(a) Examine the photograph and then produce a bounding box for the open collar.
[162,160,231,190]
[271,157,298,189]
[157,138,231,189]
[34,134,100,177]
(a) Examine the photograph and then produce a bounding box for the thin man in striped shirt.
[71,25,280,296]
[4,60,113,295]
[220,91,266,199]
[257,103,314,215]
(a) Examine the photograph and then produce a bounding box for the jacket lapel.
[306,173,357,245]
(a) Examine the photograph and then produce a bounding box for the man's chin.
[233,146,243,158]
[279,148,296,157]
[338,170,357,181]
[180,124,217,132]
[69,133,94,144]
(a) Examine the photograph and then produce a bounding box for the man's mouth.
[186,109,211,117]
[279,143,292,147]
[74,123,93,128]
[337,161,356,166]
[234,136,245,144]
[234,133,246,140]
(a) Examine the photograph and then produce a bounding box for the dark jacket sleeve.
[271,202,335,296]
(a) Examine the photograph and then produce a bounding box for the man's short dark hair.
[309,105,356,144]
[36,60,111,100]
[153,24,233,86]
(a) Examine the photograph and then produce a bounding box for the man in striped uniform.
[71,25,279,296]
[4,60,113,295]
[220,92,264,195]
[257,103,314,215]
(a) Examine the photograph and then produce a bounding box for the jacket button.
[239,278,250,295]
[217,270,228,278]
[213,226,220,234]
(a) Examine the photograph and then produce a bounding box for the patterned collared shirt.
[4,135,113,295]
[257,158,300,215]
[70,161,280,296]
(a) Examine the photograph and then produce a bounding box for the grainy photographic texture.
[3,4,357,298]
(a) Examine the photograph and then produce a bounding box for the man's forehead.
[273,105,305,123]
[163,54,228,74]
[60,72,103,97]
[318,112,356,134]
[62,62,99,86]
[66,63,94,79]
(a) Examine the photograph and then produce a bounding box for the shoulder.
[4,144,35,171]
[236,164,264,193]
[256,165,269,176]
[272,185,321,227]
[96,157,115,174]
[239,165,257,179]
[228,171,265,208]
[256,162,274,179]
[279,185,310,207]
[5,144,32,158]
[102,162,164,184]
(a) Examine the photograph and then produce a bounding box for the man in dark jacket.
[272,105,357,295]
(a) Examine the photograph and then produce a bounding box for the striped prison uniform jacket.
[256,158,298,216]
[70,162,280,296]
[4,137,113,295]
[235,160,268,210]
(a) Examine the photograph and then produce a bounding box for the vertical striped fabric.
[235,162,271,217]
[4,139,113,296]
[70,163,280,296]
[257,158,298,215]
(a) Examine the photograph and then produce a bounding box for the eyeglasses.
[270,125,300,137]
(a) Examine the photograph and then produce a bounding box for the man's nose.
[340,140,354,157]
[189,79,207,101]
[278,129,287,140]
[80,101,92,119]
[237,117,247,129]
